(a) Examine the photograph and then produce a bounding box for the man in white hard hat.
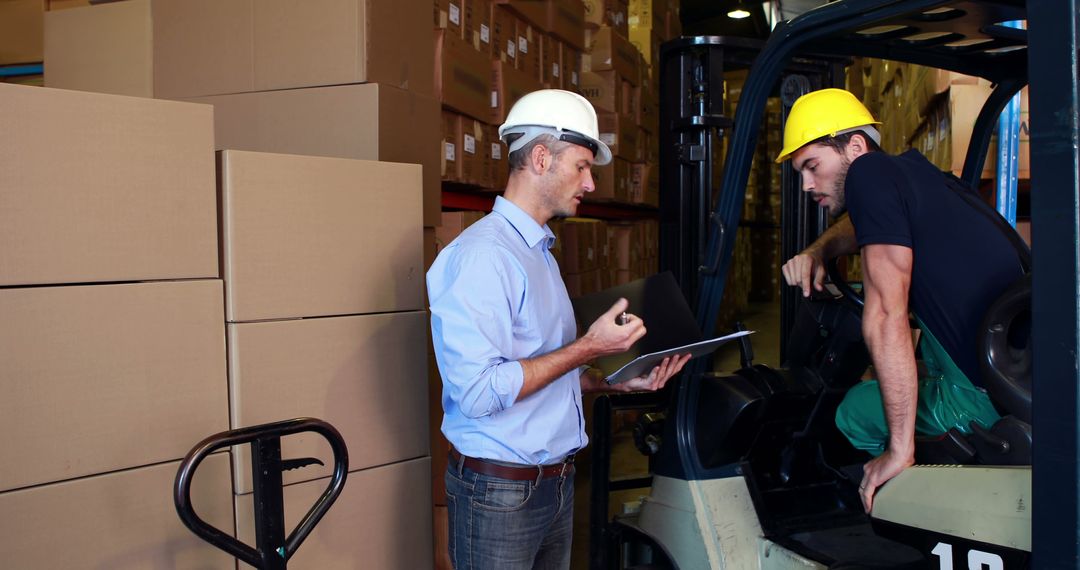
[776,88,1023,511]
[427,89,689,569]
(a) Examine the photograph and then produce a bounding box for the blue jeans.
[444,460,575,570]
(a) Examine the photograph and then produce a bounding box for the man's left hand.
[859,447,915,513]
[610,354,691,392]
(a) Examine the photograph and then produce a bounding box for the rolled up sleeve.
[428,246,525,418]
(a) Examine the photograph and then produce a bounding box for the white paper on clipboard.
[605,330,754,384]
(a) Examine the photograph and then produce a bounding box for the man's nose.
[583,171,595,192]
[801,175,814,192]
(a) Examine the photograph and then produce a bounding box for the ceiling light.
[728,7,751,19]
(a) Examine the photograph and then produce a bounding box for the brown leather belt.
[449,448,574,481]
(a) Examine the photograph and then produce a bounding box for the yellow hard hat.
[774,88,881,163]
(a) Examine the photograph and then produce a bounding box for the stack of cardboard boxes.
[2,0,438,565]
[857,58,1030,181]
[43,0,443,228]
[219,150,432,568]
[437,0,586,191]
[0,82,233,568]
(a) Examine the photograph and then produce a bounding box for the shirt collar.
[493,196,556,250]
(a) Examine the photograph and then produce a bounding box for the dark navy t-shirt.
[844,150,1023,386]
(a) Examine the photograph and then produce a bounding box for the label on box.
[507,40,516,58]
[464,134,476,154]
[519,36,528,54]
[587,247,594,261]
[449,3,460,25]
[553,63,560,78]
[444,142,456,161]
[600,133,617,145]
[480,24,490,44]
[491,91,498,108]
[492,143,502,160]
[571,71,579,86]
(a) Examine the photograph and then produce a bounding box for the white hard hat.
[498,89,612,165]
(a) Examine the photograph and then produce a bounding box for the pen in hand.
[620,311,629,325]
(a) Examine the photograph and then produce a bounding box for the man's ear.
[846,133,871,159]
[529,144,549,174]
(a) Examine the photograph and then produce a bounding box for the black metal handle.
[174,418,349,569]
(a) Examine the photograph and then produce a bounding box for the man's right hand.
[583,297,646,357]
[782,249,827,297]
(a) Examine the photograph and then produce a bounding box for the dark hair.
[814,130,883,154]
[506,134,574,172]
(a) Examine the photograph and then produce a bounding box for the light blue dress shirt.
[427,196,586,465]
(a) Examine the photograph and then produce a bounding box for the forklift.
[590,0,1080,568]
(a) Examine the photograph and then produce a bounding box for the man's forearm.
[518,336,601,400]
[863,308,918,454]
[808,214,859,259]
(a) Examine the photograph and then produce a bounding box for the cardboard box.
[46,0,89,8]
[228,312,429,494]
[189,82,441,227]
[442,110,461,181]
[489,123,510,189]
[0,454,234,568]
[560,218,604,273]
[598,111,640,161]
[564,44,583,92]
[496,0,547,29]
[583,0,628,36]
[589,158,632,202]
[564,268,603,298]
[0,280,228,492]
[517,19,542,81]
[435,0,464,36]
[458,115,489,185]
[547,0,586,50]
[541,34,558,87]
[436,28,493,121]
[45,0,433,99]
[629,25,661,67]
[1,0,44,66]
[492,4,518,65]
[628,0,662,31]
[492,59,544,124]
[0,84,217,286]
[581,70,623,114]
[637,82,658,132]
[436,211,488,252]
[236,458,434,569]
[943,83,996,179]
[589,26,639,84]
[219,151,422,322]
[429,352,449,505]
[464,0,492,54]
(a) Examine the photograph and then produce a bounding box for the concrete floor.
[569,300,783,569]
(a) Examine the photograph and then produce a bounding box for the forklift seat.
[916,274,1032,465]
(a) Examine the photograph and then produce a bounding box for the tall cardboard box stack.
[44,0,443,227]
[220,150,433,568]
[0,83,234,567]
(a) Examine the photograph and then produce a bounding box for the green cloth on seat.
[835,318,1001,455]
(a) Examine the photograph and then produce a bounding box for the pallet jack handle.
[174,417,349,570]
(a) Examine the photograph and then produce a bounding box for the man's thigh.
[444,465,569,570]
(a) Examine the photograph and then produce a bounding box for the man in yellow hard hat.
[775,88,1023,512]
[428,89,689,569]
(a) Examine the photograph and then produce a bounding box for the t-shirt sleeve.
[845,153,913,248]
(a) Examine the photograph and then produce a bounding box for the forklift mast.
[656,0,1080,565]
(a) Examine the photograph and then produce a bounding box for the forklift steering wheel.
[825,257,864,312]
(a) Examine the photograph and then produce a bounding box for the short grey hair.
[506,134,576,172]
